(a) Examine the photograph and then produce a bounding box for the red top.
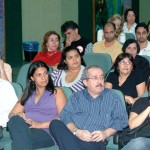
[32,50,62,66]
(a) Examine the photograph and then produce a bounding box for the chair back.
[141,92,148,97]
[142,55,150,66]
[16,63,53,89]
[125,33,135,40]
[112,89,126,107]
[61,86,73,100]
[83,53,112,75]
[11,82,23,98]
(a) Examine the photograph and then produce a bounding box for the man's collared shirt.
[60,88,128,133]
[139,41,150,56]
[92,40,122,62]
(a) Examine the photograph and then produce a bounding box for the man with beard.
[135,22,150,56]
[93,22,122,63]
[49,65,128,150]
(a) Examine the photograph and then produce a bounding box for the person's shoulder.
[133,22,137,27]
[147,41,150,47]
[80,37,92,43]
[93,40,104,47]
[4,62,12,70]
[54,87,64,95]
[0,78,12,88]
[102,88,121,100]
[136,55,149,63]
[56,50,62,54]
[114,40,122,47]
[133,97,149,107]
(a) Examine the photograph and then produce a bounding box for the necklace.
[47,51,58,57]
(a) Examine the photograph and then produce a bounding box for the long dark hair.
[20,61,55,105]
[113,53,136,75]
[57,46,85,70]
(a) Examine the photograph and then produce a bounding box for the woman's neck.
[68,66,81,73]
[119,73,130,79]
[36,87,45,95]
[127,22,134,29]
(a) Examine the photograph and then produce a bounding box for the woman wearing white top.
[97,14,126,44]
[123,8,137,38]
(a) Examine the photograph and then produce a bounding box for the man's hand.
[76,129,92,142]
[65,36,73,47]
[91,131,107,142]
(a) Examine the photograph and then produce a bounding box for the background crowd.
[1,6,150,150]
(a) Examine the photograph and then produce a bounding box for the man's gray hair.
[81,65,103,81]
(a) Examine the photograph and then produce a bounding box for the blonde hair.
[108,14,123,39]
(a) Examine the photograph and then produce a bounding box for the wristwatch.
[73,128,78,136]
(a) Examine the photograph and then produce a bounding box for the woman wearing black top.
[122,78,150,150]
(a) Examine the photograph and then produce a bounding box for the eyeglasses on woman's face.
[119,60,132,65]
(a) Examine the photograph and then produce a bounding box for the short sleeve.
[105,72,116,84]
[131,97,149,114]
[134,70,145,85]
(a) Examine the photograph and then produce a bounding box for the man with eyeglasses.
[61,21,93,56]
[49,65,128,150]
[93,22,122,63]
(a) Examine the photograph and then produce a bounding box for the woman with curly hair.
[32,31,62,70]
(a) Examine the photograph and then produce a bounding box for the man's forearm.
[67,122,78,133]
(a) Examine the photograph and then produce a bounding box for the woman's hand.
[17,112,26,120]
[26,119,41,128]
[125,96,136,104]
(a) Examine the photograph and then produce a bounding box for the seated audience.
[32,31,62,70]
[93,22,122,63]
[135,22,150,56]
[49,65,128,150]
[8,61,67,150]
[123,8,137,38]
[51,46,85,92]
[97,14,126,44]
[0,59,12,82]
[122,39,150,82]
[105,53,146,112]
[61,21,93,56]
[122,77,150,150]
[0,78,18,128]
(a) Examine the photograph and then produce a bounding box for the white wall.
[22,0,78,50]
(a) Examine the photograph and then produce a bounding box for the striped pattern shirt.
[50,65,85,92]
[60,88,128,133]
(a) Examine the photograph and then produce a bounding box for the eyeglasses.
[86,76,104,81]
[119,60,132,65]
